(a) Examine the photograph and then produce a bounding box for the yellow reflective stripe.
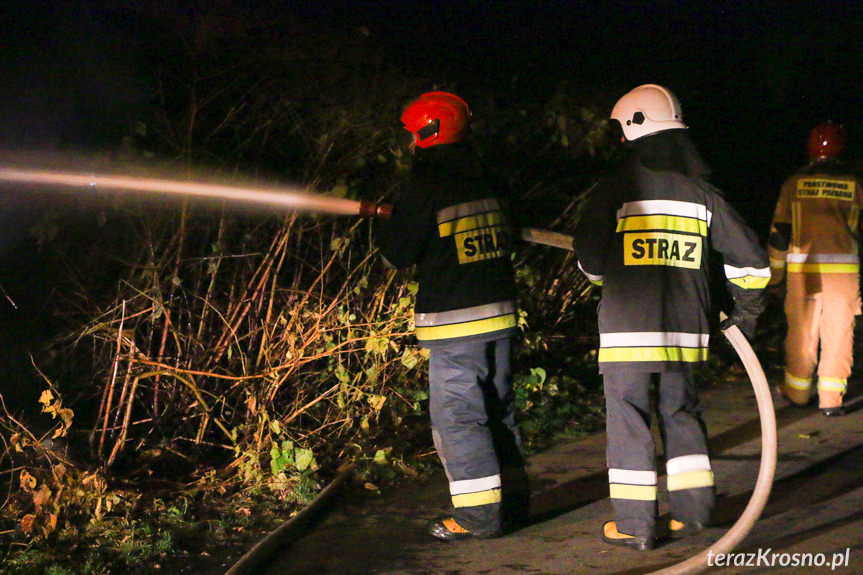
[725,264,771,289]
[437,198,501,224]
[609,483,657,501]
[667,470,715,492]
[787,263,859,273]
[578,261,604,286]
[452,488,501,508]
[416,302,515,327]
[598,347,708,363]
[438,211,507,237]
[817,377,847,392]
[728,275,771,289]
[415,314,517,341]
[617,200,712,225]
[616,214,708,236]
[785,372,812,391]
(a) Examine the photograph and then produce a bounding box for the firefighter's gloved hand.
[720,310,757,340]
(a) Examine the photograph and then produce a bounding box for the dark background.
[0,0,861,415]
[3,1,862,219]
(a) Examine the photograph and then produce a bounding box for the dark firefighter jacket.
[572,130,770,373]
[376,141,519,348]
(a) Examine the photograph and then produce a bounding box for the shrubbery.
[0,6,617,569]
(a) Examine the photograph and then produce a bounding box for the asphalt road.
[258,370,863,575]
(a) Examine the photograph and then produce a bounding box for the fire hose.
[521,228,777,574]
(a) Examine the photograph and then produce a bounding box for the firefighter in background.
[375,92,528,541]
[769,122,862,417]
[572,84,770,550]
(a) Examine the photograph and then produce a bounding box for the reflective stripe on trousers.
[598,332,709,365]
[604,371,714,538]
[429,337,525,534]
[415,301,517,342]
[784,273,860,384]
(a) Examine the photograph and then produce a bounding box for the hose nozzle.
[358,201,393,219]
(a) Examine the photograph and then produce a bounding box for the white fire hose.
[521,228,777,574]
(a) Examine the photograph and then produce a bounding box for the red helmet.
[806,121,846,159]
[400,92,471,148]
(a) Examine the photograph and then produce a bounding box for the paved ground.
[259,370,863,575]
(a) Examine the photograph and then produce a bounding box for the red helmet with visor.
[401,92,471,149]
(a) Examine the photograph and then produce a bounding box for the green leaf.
[399,351,419,370]
[530,367,547,386]
[294,447,316,472]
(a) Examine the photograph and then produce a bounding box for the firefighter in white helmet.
[572,84,770,550]
[769,122,863,416]
[375,92,528,541]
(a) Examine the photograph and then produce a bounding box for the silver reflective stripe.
[415,301,516,327]
[666,454,711,475]
[616,199,712,226]
[724,264,771,279]
[608,468,657,485]
[437,198,502,224]
[600,332,709,348]
[786,253,859,263]
[578,261,603,283]
[449,474,502,495]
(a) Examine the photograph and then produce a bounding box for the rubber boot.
[818,389,845,417]
[601,520,654,551]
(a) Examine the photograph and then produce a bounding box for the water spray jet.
[0,165,392,219]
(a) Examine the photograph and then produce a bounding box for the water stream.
[0,166,364,216]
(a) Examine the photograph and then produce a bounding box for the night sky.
[0,0,861,412]
[1,1,862,224]
[3,3,862,154]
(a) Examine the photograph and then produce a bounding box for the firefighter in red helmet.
[769,121,863,416]
[572,84,769,550]
[375,92,528,540]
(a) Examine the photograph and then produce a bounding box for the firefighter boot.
[668,518,704,539]
[601,521,655,551]
[818,390,845,417]
[429,518,501,541]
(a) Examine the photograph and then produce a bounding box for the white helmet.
[611,84,687,141]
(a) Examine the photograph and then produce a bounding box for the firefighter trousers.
[782,273,860,405]
[604,371,715,539]
[428,337,528,535]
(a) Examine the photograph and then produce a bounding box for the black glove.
[723,283,766,341]
[720,309,757,340]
